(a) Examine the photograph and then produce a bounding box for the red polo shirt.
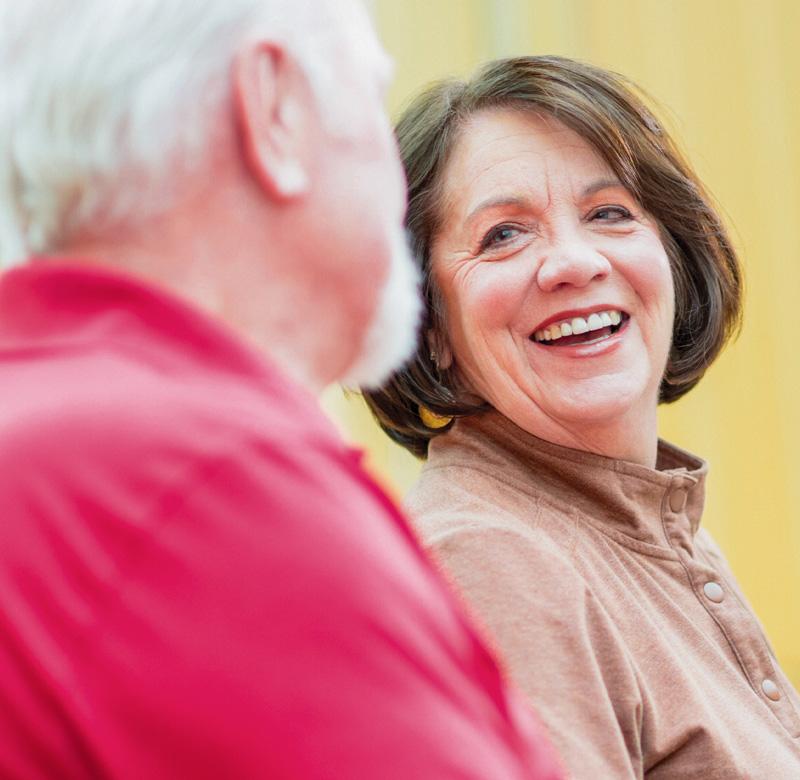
[0,261,561,779]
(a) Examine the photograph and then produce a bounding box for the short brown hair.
[364,55,742,458]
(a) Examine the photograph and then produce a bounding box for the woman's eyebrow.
[464,179,627,225]
[581,177,625,197]
[465,195,530,224]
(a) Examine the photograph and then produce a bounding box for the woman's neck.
[507,403,660,468]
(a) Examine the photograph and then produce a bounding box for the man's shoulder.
[0,336,346,511]
[0,336,375,627]
[0,260,345,482]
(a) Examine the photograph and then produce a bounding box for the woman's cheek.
[622,238,673,304]
[469,263,531,326]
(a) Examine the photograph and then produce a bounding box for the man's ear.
[232,41,312,200]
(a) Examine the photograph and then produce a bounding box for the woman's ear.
[427,328,453,371]
[232,41,311,200]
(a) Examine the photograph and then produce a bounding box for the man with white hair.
[0,1,561,778]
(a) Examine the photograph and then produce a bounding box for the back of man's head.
[0,0,420,390]
[0,0,333,261]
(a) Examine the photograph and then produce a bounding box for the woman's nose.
[535,240,612,293]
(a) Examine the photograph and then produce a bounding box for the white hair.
[0,0,349,266]
[342,227,421,390]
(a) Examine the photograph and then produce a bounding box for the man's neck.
[57,237,326,395]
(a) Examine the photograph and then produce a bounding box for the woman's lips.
[530,311,630,348]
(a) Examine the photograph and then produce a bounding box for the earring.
[419,405,453,430]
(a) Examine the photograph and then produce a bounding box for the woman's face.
[431,108,675,443]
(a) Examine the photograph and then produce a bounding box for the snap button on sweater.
[703,582,725,603]
[669,488,688,513]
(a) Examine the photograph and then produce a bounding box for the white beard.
[341,230,421,390]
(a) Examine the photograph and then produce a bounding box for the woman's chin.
[553,398,641,427]
[531,379,654,430]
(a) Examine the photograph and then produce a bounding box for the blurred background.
[323,0,800,686]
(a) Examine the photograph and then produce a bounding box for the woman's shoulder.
[404,477,626,676]
[405,462,580,576]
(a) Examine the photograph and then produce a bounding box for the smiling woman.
[363,56,800,777]
[429,108,676,466]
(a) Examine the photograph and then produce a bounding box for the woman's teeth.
[533,309,623,344]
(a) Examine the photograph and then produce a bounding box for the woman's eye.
[480,224,522,251]
[590,206,633,222]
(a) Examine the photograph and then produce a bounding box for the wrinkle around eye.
[435,247,479,281]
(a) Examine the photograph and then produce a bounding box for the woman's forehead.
[438,108,616,220]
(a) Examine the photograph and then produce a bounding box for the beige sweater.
[407,411,800,779]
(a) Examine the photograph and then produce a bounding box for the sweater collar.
[426,409,708,548]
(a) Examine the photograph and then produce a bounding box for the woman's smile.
[526,312,631,364]
[531,307,628,345]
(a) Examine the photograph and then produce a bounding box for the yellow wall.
[323,0,800,686]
